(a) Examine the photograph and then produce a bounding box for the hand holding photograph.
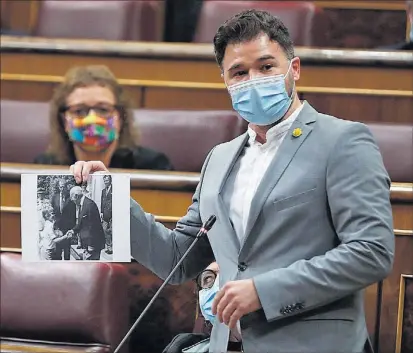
[21,173,130,262]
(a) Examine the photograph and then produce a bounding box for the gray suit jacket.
[130,102,394,353]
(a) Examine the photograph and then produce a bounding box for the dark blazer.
[34,146,174,171]
[73,197,106,251]
[101,185,112,223]
[57,200,77,234]
[51,191,69,218]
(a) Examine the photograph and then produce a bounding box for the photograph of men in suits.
[71,9,394,352]
[101,175,113,255]
[70,186,106,260]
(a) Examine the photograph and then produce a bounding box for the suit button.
[238,262,247,271]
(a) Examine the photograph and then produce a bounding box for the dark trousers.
[83,247,101,260]
[46,249,61,261]
[103,220,112,251]
[55,239,71,260]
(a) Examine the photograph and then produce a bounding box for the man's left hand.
[212,279,262,329]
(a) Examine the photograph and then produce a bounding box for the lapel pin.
[292,128,302,138]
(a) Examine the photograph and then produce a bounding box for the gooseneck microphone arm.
[113,215,217,353]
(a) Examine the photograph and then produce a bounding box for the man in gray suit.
[71,9,394,353]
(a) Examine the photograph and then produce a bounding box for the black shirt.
[34,146,174,171]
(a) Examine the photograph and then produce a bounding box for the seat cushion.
[0,100,50,163]
[134,109,247,172]
[367,122,413,183]
[128,0,165,41]
[194,1,325,46]
[35,0,134,40]
[0,252,129,349]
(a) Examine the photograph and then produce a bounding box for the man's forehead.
[222,34,285,69]
[70,187,82,195]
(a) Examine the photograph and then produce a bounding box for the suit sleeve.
[101,190,104,215]
[89,200,103,230]
[253,123,394,321]
[51,195,58,216]
[130,149,215,284]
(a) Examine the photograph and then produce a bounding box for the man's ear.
[292,57,301,81]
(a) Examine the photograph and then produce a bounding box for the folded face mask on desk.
[198,274,219,324]
[68,112,118,152]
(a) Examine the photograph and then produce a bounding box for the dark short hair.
[213,9,295,67]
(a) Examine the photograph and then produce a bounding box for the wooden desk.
[1,163,196,217]
[1,37,412,124]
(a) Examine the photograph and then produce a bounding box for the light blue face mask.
[198,274,219,324]
[228,63,295,126]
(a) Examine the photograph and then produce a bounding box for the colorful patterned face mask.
[68,112,118,152]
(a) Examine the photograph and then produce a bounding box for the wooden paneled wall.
[395,275,413,353]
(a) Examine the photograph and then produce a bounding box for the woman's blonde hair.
[47,65,139,164]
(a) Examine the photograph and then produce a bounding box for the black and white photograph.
[21,173,130,262]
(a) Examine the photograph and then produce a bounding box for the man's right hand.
[70,161,109,184]
[65,230,74,238]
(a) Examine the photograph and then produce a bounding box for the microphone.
[113,215,217,353]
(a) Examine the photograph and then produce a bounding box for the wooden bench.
[1,36,412,124]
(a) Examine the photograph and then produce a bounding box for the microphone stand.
[113,215,217,353]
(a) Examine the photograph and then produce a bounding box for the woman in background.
[34,65,173,170]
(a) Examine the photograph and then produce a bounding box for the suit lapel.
[216,133,249,194]
[78,197,88,223]
[240,103,317,253]
[215,133,249,250]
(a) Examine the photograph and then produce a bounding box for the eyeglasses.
[60,104,119,118]
[195,269,218,290]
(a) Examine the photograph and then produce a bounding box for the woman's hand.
[70,161,109,184]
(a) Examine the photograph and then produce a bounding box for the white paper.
[21,173,131,262]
